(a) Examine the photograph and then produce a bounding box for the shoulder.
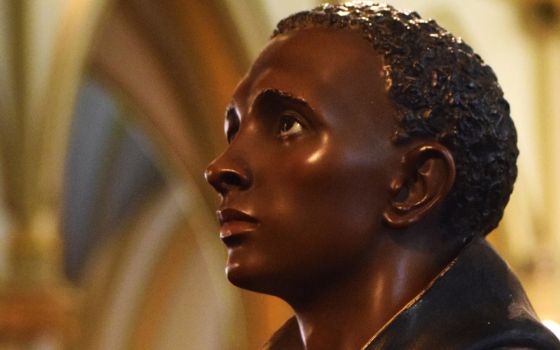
[367,238,560,350]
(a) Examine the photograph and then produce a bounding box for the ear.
[383,143,456,228]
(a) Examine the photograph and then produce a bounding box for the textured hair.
[273,2,518,239]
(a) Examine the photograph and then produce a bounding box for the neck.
[287,232,460,350]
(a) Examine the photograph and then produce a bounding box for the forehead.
[232,27,393,121]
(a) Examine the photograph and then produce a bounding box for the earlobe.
[383,143,456,228]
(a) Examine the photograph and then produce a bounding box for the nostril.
[220,168,251,191]
[222,171,244,188]
[205,165,251,194]
[205,152,252,194]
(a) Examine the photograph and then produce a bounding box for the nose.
[204,153,252,196]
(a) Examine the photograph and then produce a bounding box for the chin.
[226,265,311,303]
[225,263,287,296]
[226,264,264,291]
[225,253,266,290]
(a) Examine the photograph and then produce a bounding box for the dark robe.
[264,237,560,350]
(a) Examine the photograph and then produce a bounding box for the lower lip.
[220,221,257,238]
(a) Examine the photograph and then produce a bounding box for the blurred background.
[0,0,559,349]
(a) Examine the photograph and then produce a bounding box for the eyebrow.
[225,88,314,123]
[251,89,311,113]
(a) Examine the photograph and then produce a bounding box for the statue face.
[206,28,403,297]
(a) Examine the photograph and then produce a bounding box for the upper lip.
[217,208,258,225]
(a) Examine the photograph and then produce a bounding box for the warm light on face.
[205,28,401,296]
[305,134,329,164]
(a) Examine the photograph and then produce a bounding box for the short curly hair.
[273,2,518,239]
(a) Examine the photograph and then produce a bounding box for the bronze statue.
[205,3,560,349]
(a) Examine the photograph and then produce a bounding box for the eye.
[278,111,304,138]
[225,107,239,144]
[226,122,238,144]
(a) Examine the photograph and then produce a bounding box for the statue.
[205,2,560,349]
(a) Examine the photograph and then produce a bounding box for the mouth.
[221,234,245,248]
[217,208,258,247]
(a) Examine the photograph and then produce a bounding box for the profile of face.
[205,28,416,298]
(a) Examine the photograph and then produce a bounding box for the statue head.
[205,2,518,298]
[273,2,518,241]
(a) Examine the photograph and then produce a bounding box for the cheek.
[239,141,398,286]
[265,143,391,237]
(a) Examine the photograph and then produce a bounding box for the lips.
[217,208,258,246]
